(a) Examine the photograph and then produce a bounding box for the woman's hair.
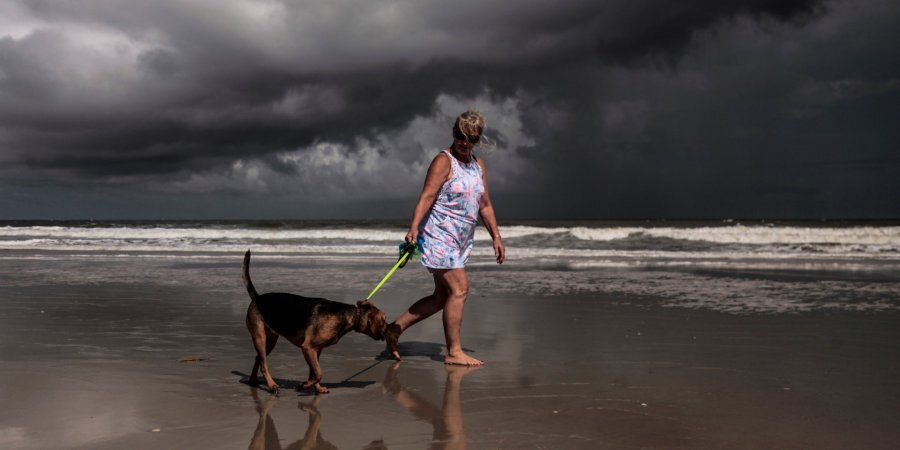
[454,109,485,139]
[453,109,495,152]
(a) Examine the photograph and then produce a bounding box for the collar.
[353,306,362,325]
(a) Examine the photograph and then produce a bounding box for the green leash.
[366,242,420,300]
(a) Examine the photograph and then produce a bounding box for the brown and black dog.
[242,250,387,394]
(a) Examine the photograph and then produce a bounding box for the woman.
[386,110,505,366]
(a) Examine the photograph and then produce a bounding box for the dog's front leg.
[300,346,328,394]
[296,397,325,447]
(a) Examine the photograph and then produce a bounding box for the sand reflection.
[246,362,478,449]
[382,362,481,450]
[247,390,347,450]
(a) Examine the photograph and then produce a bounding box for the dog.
[242,250,387,394]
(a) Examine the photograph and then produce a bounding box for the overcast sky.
[1,0,897,220]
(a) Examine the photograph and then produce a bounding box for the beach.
[2,222,900,448]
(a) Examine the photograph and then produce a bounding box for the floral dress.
[418,150,485,270]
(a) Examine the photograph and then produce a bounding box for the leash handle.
[397,241,419,268]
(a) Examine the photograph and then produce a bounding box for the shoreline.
[1,255,899,448]
[4,218,900,226]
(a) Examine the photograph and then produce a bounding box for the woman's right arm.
[406,154,451,244]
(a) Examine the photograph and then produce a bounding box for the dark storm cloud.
[592,1,823,64]
[0,0,898,218]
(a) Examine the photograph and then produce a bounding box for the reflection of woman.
[387,110,505,366]
[383,362,481,449]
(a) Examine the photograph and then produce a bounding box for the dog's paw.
[315,384,330,394]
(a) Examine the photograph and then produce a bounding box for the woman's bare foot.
[385,323,402,361]
[444,351,484,366]
[444,363,483,379]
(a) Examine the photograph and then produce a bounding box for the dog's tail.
[242,249,259,301]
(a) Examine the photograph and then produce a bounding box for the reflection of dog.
[248,393,385,450]
[242,250,387,394]
[248,392,338,450]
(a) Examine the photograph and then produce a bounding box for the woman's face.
[452,129,480,157]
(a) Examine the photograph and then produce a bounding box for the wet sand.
[1,257,900,449]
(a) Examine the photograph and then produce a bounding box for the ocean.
[2,220,900,449]
[2,220,900,313]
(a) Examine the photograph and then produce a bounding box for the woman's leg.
[438,268,483,366]
[387,273,449,360]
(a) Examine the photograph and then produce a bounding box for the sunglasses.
[453,129,481,145]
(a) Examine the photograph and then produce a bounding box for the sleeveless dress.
[418,150,485,270]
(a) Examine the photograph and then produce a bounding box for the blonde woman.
[386,110,505,366]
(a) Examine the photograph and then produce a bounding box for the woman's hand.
[405,228,419,245]
[493,236,505,264]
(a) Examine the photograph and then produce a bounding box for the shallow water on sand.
[1,255,899,449]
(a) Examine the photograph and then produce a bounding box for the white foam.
[563,259,900,271]
[569,225,900,246]
[470,246,900,261]
[2,225,899,267]
[3,224,899,246]
[0,239,394,254]
[0,226,402,241]
[0,224,567,242]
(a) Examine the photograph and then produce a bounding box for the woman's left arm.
[477,158,505,264]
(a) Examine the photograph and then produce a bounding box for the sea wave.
[2,224,899,242]
[568,225,900,246]
[0,226,403,242]
[1,224,899,264]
